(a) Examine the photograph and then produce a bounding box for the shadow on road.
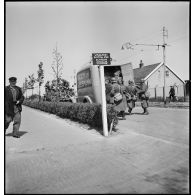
[5,131,28,137]
[87,126,119,136]
[124,112,143,116]
[87,126,103,135]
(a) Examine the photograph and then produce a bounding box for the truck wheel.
[83,99,88,103]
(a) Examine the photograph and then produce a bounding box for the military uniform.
[105,82,114,104]
[126,81,138,114]
[110,78,126,120]
[137,80,149,114]
[120,83,128,111]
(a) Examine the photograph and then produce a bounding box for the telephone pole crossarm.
[135,43,163,47]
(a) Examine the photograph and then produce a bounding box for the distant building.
[133,60,185,99]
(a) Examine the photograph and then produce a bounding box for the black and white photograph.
[4,1,190,194]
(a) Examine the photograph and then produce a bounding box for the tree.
[51,44,63,93]
[44,81,50,93]
[23,77,29,98]
[37,62,44,101]
[28,74,36,96]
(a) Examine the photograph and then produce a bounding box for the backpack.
[145,91,150,98]
[114,93,123,102]
[114,85,123,102]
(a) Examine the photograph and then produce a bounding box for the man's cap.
[9,77,17,81]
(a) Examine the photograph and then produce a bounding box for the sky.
[5,1,189,93]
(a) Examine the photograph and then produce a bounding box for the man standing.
[118,78,128,113]
[137,79,149,115]
[169,86,175,102]
[125,80,138,114]
[5,77,25,138]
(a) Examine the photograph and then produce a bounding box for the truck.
[76,61,134,103]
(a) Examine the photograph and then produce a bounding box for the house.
[133,60,185,99]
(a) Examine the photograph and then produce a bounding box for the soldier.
[118,78,128,112]
[110,77,126,120]
[137,79,149,115]
[125,80,138,114]
[114,70,120,81]
[169,86,175,102]
[105,78,114,104]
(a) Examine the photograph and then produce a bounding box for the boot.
[128,108,132,115]
[13,134,20,138]
[143,108,149,115]
[122,112,126,120]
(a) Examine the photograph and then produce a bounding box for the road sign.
[92,53,111,65]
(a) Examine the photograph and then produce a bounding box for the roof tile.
[133,63,161,83]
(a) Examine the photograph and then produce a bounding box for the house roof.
[133,63,161,83]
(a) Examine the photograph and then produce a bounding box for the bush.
[23,100,118,131]
[27,94,41,101]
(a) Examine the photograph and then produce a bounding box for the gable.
[133,63,160,83]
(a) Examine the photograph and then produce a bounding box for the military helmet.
[128,80,134,84]
[111,77,117,83]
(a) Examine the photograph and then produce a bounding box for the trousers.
[127,100,136,109]
[141,100,149,108]
[5,112,21,134]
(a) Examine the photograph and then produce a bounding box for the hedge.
[23,100,118,131]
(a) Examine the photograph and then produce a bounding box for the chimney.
[139,60,144,68]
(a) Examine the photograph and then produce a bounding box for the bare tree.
[37,62,44,101]
[28,74,36,96]
[51,43,63,92]
[23,77,29,98]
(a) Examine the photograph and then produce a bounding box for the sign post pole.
[92,53,110,137]
[99,65,108,137]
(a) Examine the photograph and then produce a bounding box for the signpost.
[92,53,111,65]
[92,53,111,137]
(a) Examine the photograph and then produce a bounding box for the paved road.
[5,106,189,194]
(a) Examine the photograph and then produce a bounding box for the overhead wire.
[168,34,188,44]
[119,29,162,62]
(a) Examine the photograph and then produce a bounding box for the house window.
[166,70,169,77]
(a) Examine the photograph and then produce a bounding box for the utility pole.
[73,69,77,97]
[162,26,168,104]
[121,27,169,106]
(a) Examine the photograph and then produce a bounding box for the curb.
[135,102,189,109]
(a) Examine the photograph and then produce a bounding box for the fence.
[148,84,187,102]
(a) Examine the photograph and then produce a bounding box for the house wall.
[146,65,184,98]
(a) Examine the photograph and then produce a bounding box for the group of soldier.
[105,74,149,120]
